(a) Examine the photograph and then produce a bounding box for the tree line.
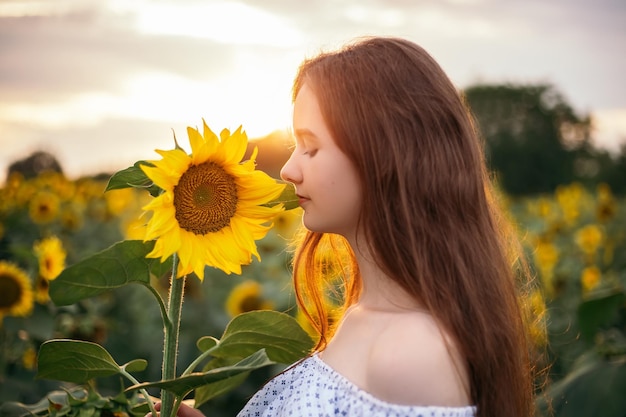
[464,84,626,196]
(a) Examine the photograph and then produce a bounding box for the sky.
[1,0,625,183]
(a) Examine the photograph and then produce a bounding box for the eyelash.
[288,143,317,157]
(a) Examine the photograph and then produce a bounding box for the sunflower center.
[44,258,54,273]
[0,273,22,308]
[37,276,50,291]
[240,295,263,313]
[173,162,238,234]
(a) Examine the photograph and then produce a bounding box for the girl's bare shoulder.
[365,311,471,407]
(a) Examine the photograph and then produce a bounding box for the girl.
[182,36,535,417]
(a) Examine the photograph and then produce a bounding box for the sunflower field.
[1,163,625,415]
[508,182,626,416]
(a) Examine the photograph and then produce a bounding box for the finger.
[145,402,161,417]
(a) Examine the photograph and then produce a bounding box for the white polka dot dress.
[238,354,476,417]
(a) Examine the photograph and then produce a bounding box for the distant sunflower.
[581,266,601,292]
[141,121,285,280]
[575,224,604,256]
[34,275,51,304]
[105,188,135,216]
[274,207,303,239]
[225,280,274,317]
[296,304,342,342]
[60,202,85,231]
[22,346,37,370]
[33,236,66,281]
[123,217,148,241]
[0,261,34,317]
[29,190,60,224]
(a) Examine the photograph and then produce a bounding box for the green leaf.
[123,359,148,373]
[196,336,219,352]
[208,310,314,363]
[263,181,299,210]
[194,357,250,407]
[49,240,172,306]
[536,350,626,417]
[36,340,123,383]
[105,161,161,197]
[127,349,274,397]
[578,289,626,342]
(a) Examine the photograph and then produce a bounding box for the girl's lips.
[297,195,310,205]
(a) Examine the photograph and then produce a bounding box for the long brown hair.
[289,37,534,417]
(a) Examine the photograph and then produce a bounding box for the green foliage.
[129,349,275,398]
[0,385,149,417]
[49,240,172,306]
[536,351,626,417]
[105,161,160,197]
[37,339,145,383]
[578,290,625,343]
[205,310,313,363]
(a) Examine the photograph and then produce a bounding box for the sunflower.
[575,224,604,256]
[34,275,51,304]
[273,207,304,240]
[0,261,34,317]
[105,187,135,216]
[225,280,275,317]
[34,236,66,281]
[522,290,548,347]
[141,121,285,280]
[296,303,342,342]
[581,266,601,292]
[60,202,85,231]
[29,190,60,224]
[123,217,148,240]
[22,346,37,370]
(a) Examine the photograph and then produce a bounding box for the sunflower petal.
[220,126,248,165]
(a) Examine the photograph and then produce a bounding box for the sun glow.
[129,1,303,47]
[0,65,295,137]
[592,109,626,152]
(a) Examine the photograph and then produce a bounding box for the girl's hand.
[146,402,205,417]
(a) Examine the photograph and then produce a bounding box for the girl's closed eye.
[303,148,318,157]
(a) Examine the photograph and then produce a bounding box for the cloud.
[0,5,268,103]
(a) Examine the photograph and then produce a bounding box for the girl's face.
[281,83,362,238]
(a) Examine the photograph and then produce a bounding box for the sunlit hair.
[290,37,536,417]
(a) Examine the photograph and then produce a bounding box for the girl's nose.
[280,152,302,185]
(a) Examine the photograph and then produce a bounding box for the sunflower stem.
[160,253,184,417]
[147,282,169,330]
